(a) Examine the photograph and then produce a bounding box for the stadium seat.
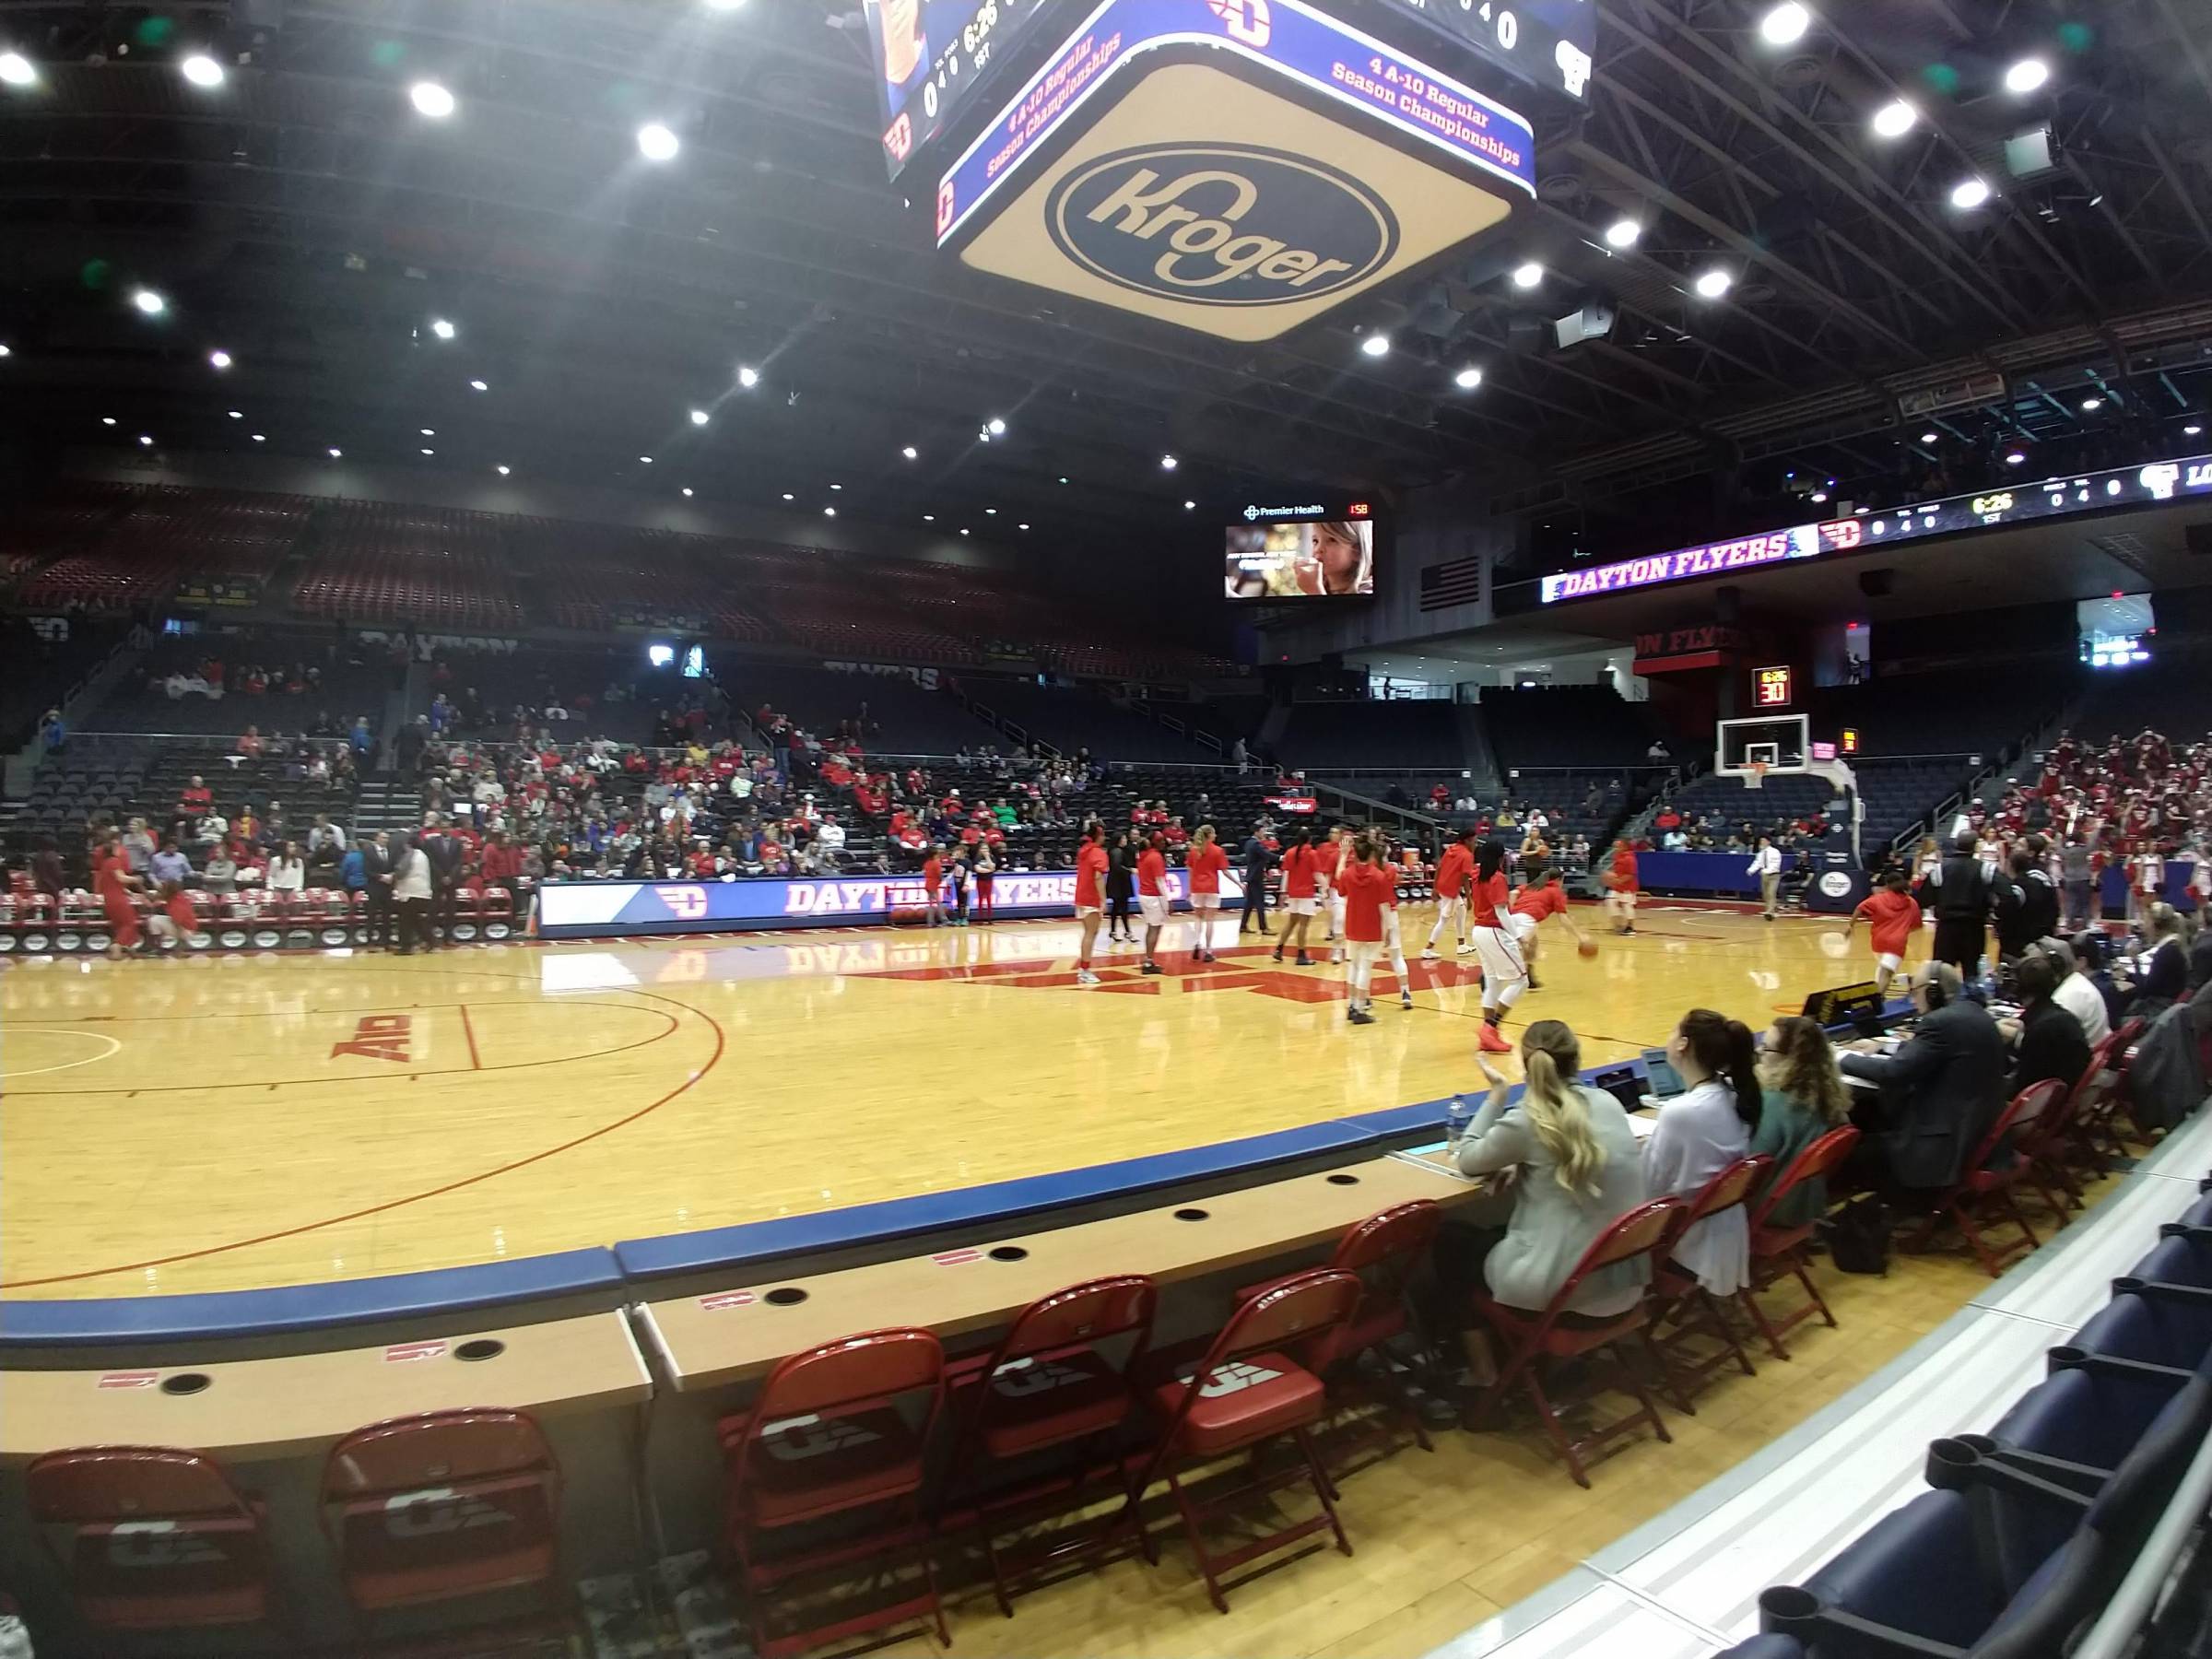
[1466,1197,1685,1487]
[939,1276,1159,1616]
[27,1446,276,1635]
[1124,1269,1362,1612]
[717,1328,950,1659]
[319,1409,566,1621]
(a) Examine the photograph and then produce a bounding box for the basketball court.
[1,900,1889,1301]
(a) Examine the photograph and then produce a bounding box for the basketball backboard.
[1717,714,1810,784]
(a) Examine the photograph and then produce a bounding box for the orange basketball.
[1578,939,1600,959]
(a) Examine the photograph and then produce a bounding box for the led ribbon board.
[935,0,1536,341]
[1539,453,2212,605]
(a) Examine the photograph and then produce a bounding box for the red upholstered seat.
[1142,1349,1326,1455]
[724,1407,926,1528]
[974,1349,1135,1461]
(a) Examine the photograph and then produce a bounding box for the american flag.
[1418,557,1484,612]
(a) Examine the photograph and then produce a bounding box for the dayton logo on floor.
[331,1013,414,1062]
[858,945,1484,1004]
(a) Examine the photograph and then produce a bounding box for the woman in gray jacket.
[1428,1019,1652,1384]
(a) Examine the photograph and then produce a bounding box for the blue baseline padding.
[616,1122,1379,1283]
[0,1248,626,1349]
[1634,850,1763,896]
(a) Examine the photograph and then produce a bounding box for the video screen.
[2079,594,2154,668]
[1224,519,1376,601]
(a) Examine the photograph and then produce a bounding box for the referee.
[1921,833,1994,979]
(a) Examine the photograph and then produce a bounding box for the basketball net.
[1747,759,1768,791]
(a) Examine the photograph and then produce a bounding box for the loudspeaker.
[2186,524,2212,557]
[1858,569,1895,598]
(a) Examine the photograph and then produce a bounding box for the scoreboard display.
[1356,0,1594,99]
[1752,665,1793,708]
[868,0,1053,178]
[1541,451,2212,605]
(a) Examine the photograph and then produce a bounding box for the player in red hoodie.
[1468,840,1529,1053]
[1183,824,1230,962]
[1336,834,1394,1024]
[1842,867,1924,995]
[1073,820,1110,984]
[1135,834,1170,974]
[1425,829,1477,959]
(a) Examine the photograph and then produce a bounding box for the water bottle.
[1445,1094,1471,1150]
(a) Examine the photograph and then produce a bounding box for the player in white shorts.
[1468,840,1529,1053]
[1323,825,1349,963]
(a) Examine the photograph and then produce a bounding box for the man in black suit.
[2004,951,2091,1098]
[359,830,397,949]
[1239,822,1277,936]
[418,814,464,947]
[1839,963,2008,1193]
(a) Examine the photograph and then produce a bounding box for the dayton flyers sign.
[535,871,1247,939]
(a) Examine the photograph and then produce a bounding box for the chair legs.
[1137,1430,1350,1614]
[1476,1337,1673,1489]
[1912,1187,2038,1278]
[1742,1247,1839,1360]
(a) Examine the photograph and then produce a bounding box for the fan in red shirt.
[1335,834,1394,1024]
[1135,835,1170,973]
[1073,820,1111,983]
[1183,824,1230,962]
[1601,840,1640,935]
[1842,868,1923,994]
[1272,829,1321,967]
[1467,841,1529,1053]
[1509,866,1588,990]
[1425,829,1477,959]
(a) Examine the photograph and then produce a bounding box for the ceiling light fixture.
[1359,333,1391,358]
[251,433,265,442]
[0,52,36,87]
[2079,396,2103,411]
[496,465,511,476]
[1759,3,1810,46]
[101,416,116,426]
[1693,267,1733,299]
[419,427,435,437]
[2006,449,2027,465]
[1949,177,1993,210]
[901,445,918,459]
[681,487,694,497]
[986,416,1007,434]
[781,491,794,500]
[180,53,224,88]
[1511,261,1544,288]
[823,506,836,517]
[227,409,242,419]
[1919,430,1939,444]
[737,365,759,388]
[2186,424,2204,437]
[1018,523,1030,530]
[639,455,653,464]
[2004,57,2051,94]
[470,379,488,392]
[328,447,342,458]
[637,122,680,162]
[1603,218,1641,249]
[1870,99,1918,138]
[1453,366,1484,390]
[1160,453,1178,470]
[1183,499,1195,510]
[207,348,231,370]
[131,288,168,315]
[409,80,456,119]
[420,446,435,455]
[429,317,456,340]
[138,434,154,446]
[688,407,710,426]
[923,513,935,522]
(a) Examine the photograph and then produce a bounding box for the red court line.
[1,986,728,1290]
[457,1003,483,1070]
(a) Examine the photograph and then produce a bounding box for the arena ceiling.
[0,0,2209,547]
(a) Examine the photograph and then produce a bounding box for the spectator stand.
[1424,1090,2212,1659]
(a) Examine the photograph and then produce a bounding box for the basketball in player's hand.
[1578,938,1600,959]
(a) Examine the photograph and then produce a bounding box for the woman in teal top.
[1750,1015,1853,1226]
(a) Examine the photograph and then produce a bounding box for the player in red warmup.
[1135,833,1170,974]
[1841,867,1924,995]
[1336,833,1393,1024]
[1273,829,1320,966]
[1425,829,1477,959]
[1468,840,1529,1053]
[1509,866,1588,990]
[92,830,144,959]
[1601,839,1640,935]
[920,845,947,929]
[1073,819,1110,984]
[1183,823,1230,962]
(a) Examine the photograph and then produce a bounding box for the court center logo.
[1046,144,1399,309]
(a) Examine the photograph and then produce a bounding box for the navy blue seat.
[2064,1282,2212,1375]
[2126,1229,2212,1288]
[1714,1639,1805,1659]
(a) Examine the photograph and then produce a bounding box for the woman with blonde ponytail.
[1424,1020,1652,1381]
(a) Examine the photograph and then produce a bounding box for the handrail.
[2063,1398,2212,1659]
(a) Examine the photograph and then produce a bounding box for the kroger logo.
[1046,144,1398,309]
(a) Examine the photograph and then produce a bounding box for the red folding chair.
[1742,1125,1860,1359]
[1124,1269,1362,1613]
[28,1445,275,1634]
[939,1276,1158,1617]
[1467,1196,1684,1488]
[1234,1199,1446,1461]
[1909,1078,2067,1277]
[1651,1156,1773,1406]
[2015,1055,2099,1220]
[718,1328,949,1659]
[319,1408,565,1621]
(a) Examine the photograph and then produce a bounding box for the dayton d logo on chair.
[1046,143,1398,309]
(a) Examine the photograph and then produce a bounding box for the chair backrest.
[1678,1155,1772,1230]
[1964,1079,2065,1175]
[1571,1196,1683,1281]
[323,1408,555,1500]
[1749,1126,1860,1231]
[1210,1268,1363,1364]
[993,1275,1158,1368]
[752,1327,946,1426]
[1329,1198,1443,1307]
[29,1446,268,1629]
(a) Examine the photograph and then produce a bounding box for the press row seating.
[0,887,519,954]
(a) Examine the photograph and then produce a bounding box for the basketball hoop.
[1747,760,1769,791]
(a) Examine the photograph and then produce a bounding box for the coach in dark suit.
[1839,963,2007,1191]
[418,815,464,947]
[359,830,398,949]
[1239,824,1277,936]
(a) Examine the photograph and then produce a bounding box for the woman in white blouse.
[265,840,307,895]
[1643,1007,1763,1295]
